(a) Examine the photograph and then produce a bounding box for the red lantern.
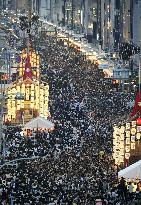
[136,118,141,125]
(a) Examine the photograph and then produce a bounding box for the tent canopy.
[118,160,141,180]
[24,116,54,130]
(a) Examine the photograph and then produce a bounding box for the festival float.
[4,52,49,125]
[113,86,141,168]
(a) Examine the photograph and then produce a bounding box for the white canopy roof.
[24,116,54,130]
[118,160,141,180]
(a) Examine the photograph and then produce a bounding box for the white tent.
[118,160,141,180]
[24,116,54,130]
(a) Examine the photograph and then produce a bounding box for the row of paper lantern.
[112,124,141,165]
[7,84,49,97]
[19,52,40,67]
[19,68,40,78]
[7,97,49,118]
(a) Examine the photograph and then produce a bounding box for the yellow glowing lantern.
[7,115,11,121]
[131,143,135,150]
[30,103,34,109]
[136,133,140,140]
[126,123,130,130]
[126,131,130,138]
[16,85,20,93]
[12,87,17,94]
[125,153,130,160]
[120,148,124,155]
[120,126,125,134]
[120,156,124,163]
[21,84,25,94]
[12,101,15,107]
[31,96,34,102]
[31,84,34,90]
[126,138,130,145]
[21,100,24,108]
[26,88,30,100]
[17,104,21,111]
[132,121,136,127]
[125,145,130,152]
[131,128,136,135]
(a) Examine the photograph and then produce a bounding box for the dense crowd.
[0,35,137,204]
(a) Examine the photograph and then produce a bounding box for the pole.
[138,0,141,99]
[63,0,66,26]
[0,74,3,163]
[71,0,74,30]
[27,0,32,54]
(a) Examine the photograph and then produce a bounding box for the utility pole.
[71,0,74,30]
[63,0,66,26]
[27,0,32,54]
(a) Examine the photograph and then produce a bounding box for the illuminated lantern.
[120,134,124,141]
[136,133,141,140]
[131,143,135,150]
[131,136,135,142]
[125,153,130,160]
[137,118,141,125]
[126,123,130,130]
[132,121,136,127]
[126,145,130,152]
[126,138,130,144]
[131,128,136,135]
[16,85,20,93]
[120,126,125,134]
[120,156,124,163]
[126,131,130,138]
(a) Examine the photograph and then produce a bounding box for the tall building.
[132,0,141,46]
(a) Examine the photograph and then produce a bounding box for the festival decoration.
[113,120,141,166]
[130,90,141,117]
[137,118,141,125]
[6,78,49,123]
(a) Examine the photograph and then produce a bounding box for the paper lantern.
[120,126,125,134]
[121,146,125,153]
[30,103,34,108]
[125,153,130,159]
[136,133,140,140]
[12,88,17,94]
[12,101,15,107]
[120,142,124,149]
[131,143,135,150]
[137,126,141,132]
[120,156,124,163]
[7,115,11,121]
[21,100,24,108]
[131,128,136,135]
[137,118,141,125]
[31,91,34,96]
[17,104,21,110]
[131,136,135,142]
[126,145,130,152]
[31,96,34,102]
[126,131,130,138]
[120,134,125,141]
[31,84,34,90]
[16,86,20,93]
[126,123,130,130]
[132,121,136,127]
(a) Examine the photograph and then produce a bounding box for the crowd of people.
[0,33,137,204]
